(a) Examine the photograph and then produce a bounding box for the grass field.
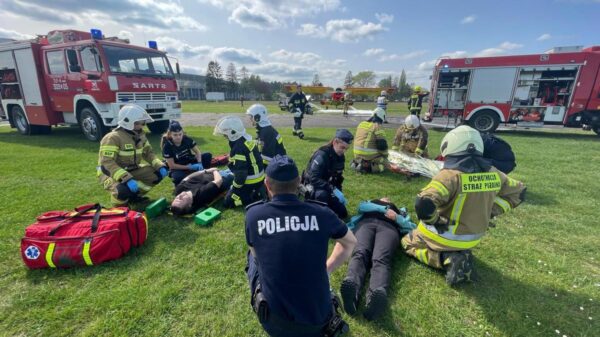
[182,100,421,116]
[1,125,599,337]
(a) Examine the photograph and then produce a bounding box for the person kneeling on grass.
[161,120,213,186]
[350,107,390,174]
[170,168,234,215]
[401,126,526,286]
[340,198,416,321]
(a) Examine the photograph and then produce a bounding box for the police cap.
[335,128,354,144]
[266,155,299,181]
[169,120,183,132]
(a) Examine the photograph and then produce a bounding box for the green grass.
[182,100,422,116]
[1,125,599,337]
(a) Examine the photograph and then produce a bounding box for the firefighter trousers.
[223,182,266,208]
[401,228,455,269]
[293,116,303,131]
[99,166,160,205]
[346,219,400,298]
[351,157,387,174]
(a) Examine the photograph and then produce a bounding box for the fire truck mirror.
[176,62,180,75]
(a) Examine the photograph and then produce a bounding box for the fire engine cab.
[427,46,600,136]
[0,29,181,141]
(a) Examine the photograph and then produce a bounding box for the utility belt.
[252,285,349,337]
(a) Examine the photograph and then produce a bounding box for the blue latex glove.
[159,167,168,178]
[358,201,388,214]
[332,188,347,205]
[218,168,233,178]
[188,163,203,171]
[126,179,139,193]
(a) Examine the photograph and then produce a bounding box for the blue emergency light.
[90,29,103,40]
[148,41,158,49]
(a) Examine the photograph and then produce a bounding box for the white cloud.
[475,41,523,56]
[379,50,428,62]
[0,27,34,40]
[375,13,394,24]
[364,48,385,56]
[537,33,552,41]
[156,37,212,58]
[250,62,315,81]
[270,49,321,64]
[461,15,476,24]
[332,59,346,66]
[118,30,134,41]
[417,51,468,71]
[213,47,261,64]
[200,0,341,30]
[156,37,262,64]
[0,0,207,32]
[298,18,387,43]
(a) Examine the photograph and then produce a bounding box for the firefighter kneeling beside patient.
[97,105,168,205]
[401,126,526,285]
[350,107,389,173]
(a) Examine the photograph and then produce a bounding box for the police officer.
[246,104,287,165]
[213,116,266,208]
[350,107,389,173]
[245,155,357,337]
[288,84,308,139]
[408,85,429,118]
[401,126,526,285]
[302,129,354,219]
[392,115,429,157]
[97,104,168,205]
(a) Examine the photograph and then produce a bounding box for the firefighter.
[401,125,526,285]
[343,92,352,116]
[213,116,266,208]
[288,84,308,139]
[376,90,388,123]
[97,104,168,205]
[408,85,429,118]
[350,107,389,174]
[302,129,353,219]
[392,115,429,157]
[245,104,287,165]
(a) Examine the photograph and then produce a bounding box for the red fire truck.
[427,46,600,135]
[0,29,181,141]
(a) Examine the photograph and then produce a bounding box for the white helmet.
[214,116,246,141]
[440,125,484,157]
[118,104,153,131]
[405,115,420,128]
[246,104,271,127]
[372,107,386,121]
[380,90,387,96]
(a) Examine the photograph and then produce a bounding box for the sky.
[0,0,598,88]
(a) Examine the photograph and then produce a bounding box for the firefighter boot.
[442,250,474,286]
[363,288,387,321]
[340,278,359,315]
[297,129,305,139]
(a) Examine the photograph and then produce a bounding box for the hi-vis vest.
[353,121,387,160]
[417,168,525,249]
[229,139,265,188]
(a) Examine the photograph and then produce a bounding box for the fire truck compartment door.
[0,51,16,69]
[468,67,517,104]
[13,48,42,106]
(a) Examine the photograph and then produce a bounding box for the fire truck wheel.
[469,110,499,133]
[592,125,600,136]
[79,106,106,142]
[11,106,31,135]
[147,120,170,135]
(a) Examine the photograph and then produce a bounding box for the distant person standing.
[288,84,308,139]
[376,90,388,123]
[241,95,245,107]
[408,86,429,119]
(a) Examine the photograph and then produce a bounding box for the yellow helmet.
[440,125,483,157]
[414,85,422,93]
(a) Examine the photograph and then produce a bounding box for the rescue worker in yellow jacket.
[214,116,266,208]
[97,105,168,205]
[401,125,526,285]
[392,115,429,157]
[408,85,429,118]
[350,107,389,173]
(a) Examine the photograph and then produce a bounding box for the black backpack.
[481,134,516,174]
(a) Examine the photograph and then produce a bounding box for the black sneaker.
[363,288,387,321]
[340,279,359,315]
[443,251,474,286]
[292,129,298,136]
[298,131,305,139]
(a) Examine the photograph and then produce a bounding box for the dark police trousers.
[246,252,329,337]
[345,218,400,298]
[312,189,348,220]
[294,115,304,131]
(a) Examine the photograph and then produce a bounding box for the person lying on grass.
[170,168,234,215]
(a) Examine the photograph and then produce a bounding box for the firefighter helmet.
[246,104,271,127]
[405,115,420,129]
[118,104,154,131]
[414,86,422,93]
[440,125,484,157]
[380,90,387,96]
[372,107,386,121]
[213,116,246,141]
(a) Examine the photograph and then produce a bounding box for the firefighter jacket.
[228,136,265,190]
[417,166,525,250]
[353,121,388,160]
[256,125,286,164]
[393,125,428,153]
[98,128,164,182]
[303,143,345,193]
[288,92,308,113]
[408,92,429,112]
